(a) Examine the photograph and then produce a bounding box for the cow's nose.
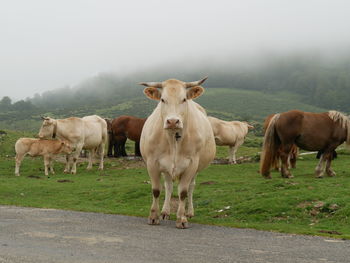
[165,118,181,129]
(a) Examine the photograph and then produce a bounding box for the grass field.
[1,130,350,239]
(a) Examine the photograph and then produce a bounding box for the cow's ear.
[187,86,204,100]
[144,87,161,100]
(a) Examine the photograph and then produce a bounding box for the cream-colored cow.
[208,116,253,164]
[38,115,107,174]
[139,77,216,229]
[15,138,73,176]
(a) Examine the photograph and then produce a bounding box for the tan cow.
[15,138,73,176]
[139,77,216,229]
[38,115,107,174]
[208,116,254,164]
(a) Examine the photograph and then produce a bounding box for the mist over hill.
[1,52,350,131]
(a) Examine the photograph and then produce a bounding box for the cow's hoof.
[15,174,20,177]
[263,174,272,179]
[327,170,336,177]
[161,211,170,220]
[315,171,324,178]
[176,217,188,229]
[64,170,70,174]
[186,212,194,218]
[148,217,160,225]
[176,221,188,229]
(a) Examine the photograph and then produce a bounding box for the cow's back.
[209,117,238,146]
[82,115,107,148]
[15,138,36,155]
[56,117,85,146]
[15,138,62,156]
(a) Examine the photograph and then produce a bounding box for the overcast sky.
[1,0,350,100]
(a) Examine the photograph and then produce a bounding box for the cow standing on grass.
[15,138,73,176]
[38,115,107,174]
[139,77,216,229]
[208,117,254,164]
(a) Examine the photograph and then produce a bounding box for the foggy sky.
[1,0,350,100]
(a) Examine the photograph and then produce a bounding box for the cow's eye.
[161,98,165,103]
[182,98,187,103]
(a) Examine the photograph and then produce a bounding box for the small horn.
[138,82,163,88]
[186,76,208,88]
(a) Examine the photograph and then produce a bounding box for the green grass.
[1,130,350,239]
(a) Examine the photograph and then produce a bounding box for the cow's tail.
[260,114,281,178]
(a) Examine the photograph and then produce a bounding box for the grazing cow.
[139,77,216,229]
[110,115,147,157]
[38,115,107,174]
[208,116,254,164]
[15,138,73,176]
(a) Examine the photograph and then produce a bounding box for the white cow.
[38,115,107,174]
[208,116,254,164]
[15,138,73,176]
[140,77,216,229]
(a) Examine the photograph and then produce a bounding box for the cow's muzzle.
[164,118,182,130]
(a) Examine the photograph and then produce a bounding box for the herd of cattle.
[13,77,350,228]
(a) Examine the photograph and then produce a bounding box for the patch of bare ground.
[211,156,254,165]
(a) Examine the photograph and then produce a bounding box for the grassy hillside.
[197,88,326,121]
[0,87,327,133]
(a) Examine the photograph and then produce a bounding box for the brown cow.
[15,138,73,176]
[110,115,146,157]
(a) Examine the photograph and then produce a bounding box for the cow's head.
[104,118,113,134]
[38,117,56,139]
[60,140,74,154]
[140,77,207,130]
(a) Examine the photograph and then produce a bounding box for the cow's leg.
[44,156,50,176]
[121,137,127,156]
[147,163,161,225]
[315,154,325,178]
[49,156,55,175]
[134,141,141,157]
[290,147,298,169]
[107,136,113,157]
[325,152,336,177]
[87,149,94,170]
[176,163,198,229]
[71,144,83,174]
[113,141,119,157]
[15,153,25,176]
[228,145,238,164]
[161,173,173,220]
[279,144,293,178]
[187,177,196,218]
[98,143,105,170]
[64,154,72,173]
